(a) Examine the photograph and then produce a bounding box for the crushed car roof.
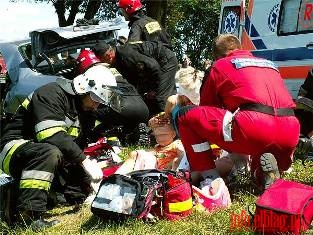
[31,20,123,39]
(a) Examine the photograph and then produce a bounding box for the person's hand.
[82,158,103,181]
[148,112,170,129]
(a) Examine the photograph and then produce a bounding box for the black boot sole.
[260,153,280,190]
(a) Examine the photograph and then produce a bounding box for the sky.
[0,0,128,42]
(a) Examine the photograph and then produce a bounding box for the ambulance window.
[298,0,313,32]
[278,0,313,35]
[220,6,241,37]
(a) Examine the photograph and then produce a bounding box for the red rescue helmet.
[76,49,101,74]
[118,0,143,15]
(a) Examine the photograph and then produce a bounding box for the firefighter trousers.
[5,141,89,213]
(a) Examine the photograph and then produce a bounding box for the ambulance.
[218,0,313,98]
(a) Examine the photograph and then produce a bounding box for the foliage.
[95,0,118,21]
[167,0,221,69]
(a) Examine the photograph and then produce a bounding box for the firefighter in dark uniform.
[76,49,150,145]
[0,65,118,229]
[93,41,178,116]
[295,69,313,154]
[117,0,172,48]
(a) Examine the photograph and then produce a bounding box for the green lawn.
[1,159,313,235]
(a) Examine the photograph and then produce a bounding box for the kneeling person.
[0,65,116,229]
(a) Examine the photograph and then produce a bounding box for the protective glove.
[82,158,103,181]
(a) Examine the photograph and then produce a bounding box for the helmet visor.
[89,92,106,104]
[89,86,122,112]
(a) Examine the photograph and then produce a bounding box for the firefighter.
[76,49,150,145]
[165,34,300,190]
[0,65,118,229]
[117,0,172,48]
[92,41,178,116]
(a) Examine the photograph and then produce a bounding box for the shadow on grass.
[45,204,82,218]
[227,174,262,202]
[81,214,135,232]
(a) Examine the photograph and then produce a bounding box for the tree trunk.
[84,0,102,20]
[146,0,167,28]
[53,0,67,27]
[53,0,84,27]
[67,0,84,26]
[160,0,168,28]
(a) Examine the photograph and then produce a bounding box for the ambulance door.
[276,0,313,97]
[218,0,245,39]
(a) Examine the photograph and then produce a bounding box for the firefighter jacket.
[200,50,296,111]
[112,41,176,95]
[1,82,93,164]
[128,10,172,48]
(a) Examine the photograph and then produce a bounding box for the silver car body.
[0,20,122,115]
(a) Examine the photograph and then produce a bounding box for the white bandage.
[82,158,103,181]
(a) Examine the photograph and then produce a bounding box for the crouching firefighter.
[0,65,119,229]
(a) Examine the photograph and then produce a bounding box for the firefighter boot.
[16,210,60,231]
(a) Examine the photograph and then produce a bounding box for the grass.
[1,158,313,235]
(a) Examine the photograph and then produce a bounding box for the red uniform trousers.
[177,106,300,173]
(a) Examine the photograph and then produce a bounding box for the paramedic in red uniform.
[167,34,300,190]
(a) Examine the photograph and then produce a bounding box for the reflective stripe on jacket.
[1,82,88,163]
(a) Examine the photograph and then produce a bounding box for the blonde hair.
[175,66,203,105]
[212,34,242,60]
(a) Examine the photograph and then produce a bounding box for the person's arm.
[32,87,103,181]
[175,140,185,157]
[163,95,180,118]
[128,22,143,42]
[163,94,193,119]
[31,87,86,163]
[200,66,221,107]
[299,69,313,98]
[132,50,161,81]
[75,110,98,149]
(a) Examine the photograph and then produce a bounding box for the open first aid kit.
[91,169,193,221]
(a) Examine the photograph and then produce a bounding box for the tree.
[167,0,221,69]
[144,0,168,28]
[50,0,81,27]
[49,0,168,27]
[49,0,167,27]
[49,0,107,27]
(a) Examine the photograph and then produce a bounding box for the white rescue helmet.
[73,65,117,105]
